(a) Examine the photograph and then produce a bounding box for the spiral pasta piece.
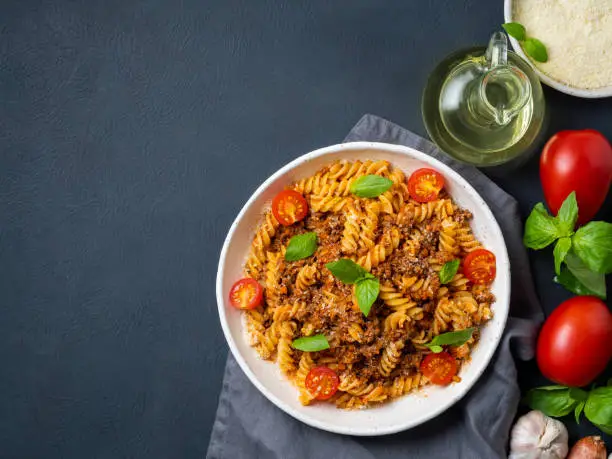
[357,227,400,271]
[295,264,319,291]
[357,201,381,253]
[293,171,332,195]
[380,340,404,376]
[277,321,297,374]
[341,202,361,254]
[456,222,482,253]
[379,283,424,318]
[310,195,350,213]
[439,218,459,255]
[296,353,315,405]
[389,373,425,397]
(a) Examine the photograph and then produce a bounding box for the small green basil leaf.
[569,387,588,402]
[425,328,475,352]
[291,334,330,352]
[553,237,571,276]
[355,277,379,317]
[575,401,585,424]
[326,258,369,284]
[285,232,318,261]
[584,386,612,427]
[428,345,443,353]
[523,37,548,62]
[523,203,560,249]
[572,221,612,274]
[350,175,393,198]
[439,259,460,284]
[554,252,607,299]
[502,22,526,41]
[556,192,578,236]
[523,386,577,417]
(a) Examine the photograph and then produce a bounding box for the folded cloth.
[207,114,544,459]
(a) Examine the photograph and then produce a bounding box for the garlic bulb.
[509,410,569,459]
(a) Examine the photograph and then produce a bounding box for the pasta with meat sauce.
[240,159,495,409]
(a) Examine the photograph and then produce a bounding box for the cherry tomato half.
[537,296,612,387]
[420,352,457,385]
[229,278,263,310]
[407,168,445,203]
[305,366,339,400]
[272,190,308,226]
[463,249,496,285]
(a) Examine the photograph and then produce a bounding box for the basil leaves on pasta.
[439,259,460,284]
[350,175,393,198]
[292,334,330,352]
[326,258,379,317]
[285,232,317,261]
[425,328,475,353]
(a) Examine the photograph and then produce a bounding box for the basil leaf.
[553,237,571,276]
[285,232,318,261]
[502,22,526,41]
[575,401,585,424]
[291,334,330,352]
[523,37,548,62]
[556,192,578,236]
[326,258,369,284]
[355,277,379,317]
[350,175,393,198]
[572,221,612,274]
[524,203,560,249]
[524,386,577,417]
[569,387,588,402]
[554,252,607,299]
[439,259,460,284]
[584,386,612,427]
[425,328,475,353]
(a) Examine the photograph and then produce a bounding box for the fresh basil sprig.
[350,175,393,198]
[424,328,475,353]
[524,384,612,434]
[292,334,330,352]
[285,232,317,261]
[326,258,379,316]
[439,259,460,284]
[503,22,548,62]
[523,192,610,298]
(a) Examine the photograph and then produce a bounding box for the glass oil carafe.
[422,32,546,167]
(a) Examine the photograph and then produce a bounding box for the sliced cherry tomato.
[463,249,496,285]
[229,278,263,310]
[272,190,308,225]
[408,168,445,203]
[420,352,457,385]
[305,366,339,400]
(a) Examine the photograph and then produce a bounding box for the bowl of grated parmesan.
[505,0,612,98]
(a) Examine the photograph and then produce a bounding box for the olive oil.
[423,33,546,167]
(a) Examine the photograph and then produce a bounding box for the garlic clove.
[509,410,569,459]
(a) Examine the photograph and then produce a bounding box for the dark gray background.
[1,0,610,457]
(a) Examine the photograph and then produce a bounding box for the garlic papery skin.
[509,410,569,459]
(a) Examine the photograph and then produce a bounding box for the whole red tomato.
[540,130,612,225]
[537,296,612,387]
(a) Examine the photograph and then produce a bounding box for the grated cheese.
[513,0,612,89]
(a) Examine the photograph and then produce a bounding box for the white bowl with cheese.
[505,0,612,98]
[216,141,511,436]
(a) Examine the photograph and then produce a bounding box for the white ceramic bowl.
[216,142,511,436]
[504,0,612,98]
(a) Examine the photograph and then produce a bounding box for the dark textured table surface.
[1,0,610,457]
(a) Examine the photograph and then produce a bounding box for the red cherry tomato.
[408,168,445,203]
[229,278,263,310]
[537,296,612,387]
[272,190,308,225]
[420,352,457,385]
[305,366,339,400]
[463,249,496,285]
[540,130,612,226]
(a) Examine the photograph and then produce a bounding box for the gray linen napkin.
[208,114,544,459]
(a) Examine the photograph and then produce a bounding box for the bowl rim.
[504,0,612,99]
[216,141,511,436]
